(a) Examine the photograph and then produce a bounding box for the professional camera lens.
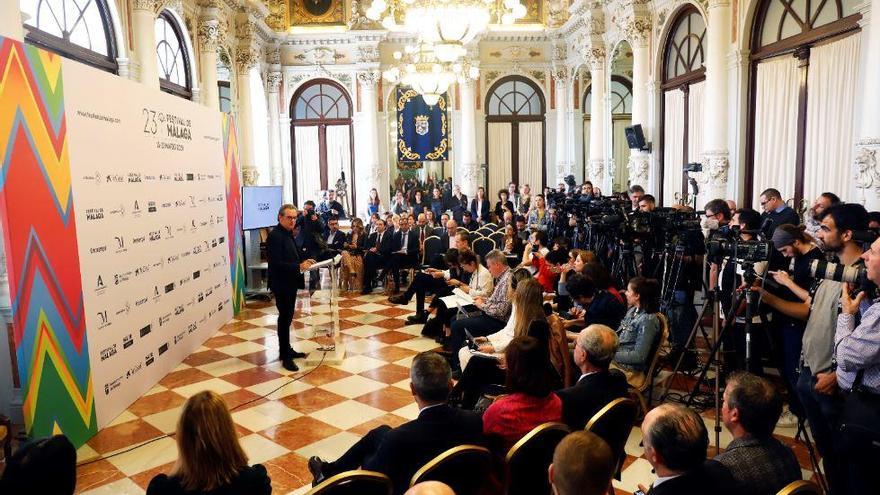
[809,260,866,285]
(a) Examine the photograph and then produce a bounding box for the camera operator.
[803,192,841,250]
[704,199,733,291]
[763,203,866,495]
[835,235,880,493]
[628,185,645,213]
[637,195,656,212]
[718,209,769,375]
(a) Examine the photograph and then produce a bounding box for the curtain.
[583,118,591,179]
[612,119,630,192]
[325,125,351,186]
[663,90,685,206]
[804,35,860,204]
[294,126,320,205]
[687,81,705,163]
[753,55,800,208]
[518,122,544,192]
[488,123,513,198]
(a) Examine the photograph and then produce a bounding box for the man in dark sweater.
[715,372,801,495]
[308,352,483,495]
[758,188,800,239]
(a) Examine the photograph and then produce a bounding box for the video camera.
[705,226,772,263]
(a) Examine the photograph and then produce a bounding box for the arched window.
[609,77,633,115]
[290,79,355,209]
[660,6,707,205]
[610,75,633,192]
[746,0,861,206]
[156,11,192,99]
[20,0,118,73]
[485,76,546,197]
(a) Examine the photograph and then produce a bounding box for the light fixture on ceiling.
[383,43,480,106]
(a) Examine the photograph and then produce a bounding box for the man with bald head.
[556,325,628,430]
[639,404,737,495]
[549,431,616,495]
[404,481,455,495]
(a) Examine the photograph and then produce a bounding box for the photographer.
[718,208,769,375]
[835,235,880,493]
[703,199,733,291]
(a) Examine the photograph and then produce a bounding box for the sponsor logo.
[164,282,175,294]
[211,239,218,248]
[173,331,185,344]
[192,244,202,255]
[161,201,172,209]
[122,334,134,349]
[85,207,104,220]
[174,199,187,208]
[132,200,142,217]
[193,270,200,279]
[189,195,196,207]
[126,361,143,379]
[100,344,117,361]
[197,291,204,302]
[131,234,146,245]
[218,236,225,244]
[109,204,125,217]
[147,201,157,213]
[139,324,152,337]
[166,254,179,264]
[152,285,161,301]
[90,245,107,254]
[144,175,156,181]
[174,304,184,316]
[95,275,106,294]
[135,296,148,307]
[114,271,131,285]
[134,264,150,276]
[149,230,161,241]
[205,287,213,297]
[159,173,172,181]
[158,313,171,326]
[145,352,155,366]
[104,375,123,395]
[178,275,191,287]
[187,322,197,333]
[114,301,131,316]
[257,202,270,211]
[83,171,102,185]
[114,235,126,253]
[174,173,185,182]
[217,214,224,223]
[105,173,124,183]
[180,250,191,259]
[190,219,197,232]
[127,173,143,183]
[186,173,194,181]
[158,342,169,355]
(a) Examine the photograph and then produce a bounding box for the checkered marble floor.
[71,288,822,495]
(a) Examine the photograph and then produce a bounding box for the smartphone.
[464,329,479,350]
[633,491,646,495]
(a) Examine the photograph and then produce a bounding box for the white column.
[458,78,480,197]
[628,28,652,189]
[197,12,220,109]
[0,3,23,40]
[236,49,260,185]
[554,69,573,184]
[267,70,283,186]
[699,0,732,206]
[587,46,608,189]
[132,1,160,89]
[854,1,880,209]
[358,71,382,218]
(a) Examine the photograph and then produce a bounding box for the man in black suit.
[638,404,737,495]
[556,325,628,430]
[388,216,421,293]
[308,352,483,495]
[460,211,479,231]
[322,217,346,253]
[266,205,316,371]
[758,188,800,238]
[362,218,393,294]
[446,185,468,223]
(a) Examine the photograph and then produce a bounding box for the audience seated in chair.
[578,264,627,330]
[147,391,272,495]
[362,218,394,294]
[0,434,76,495]
[339,218,368,291]
[388,249,466,325]
[639,404,737,495]
[611,276,661,388]
[460,211,480,231]
[556,325,628,430]
[387,216,421,293]
[548,431,616,495]
[483,336,563,452]
[308,352,483,495]
[404,481,455,495]
[715,372,802,495]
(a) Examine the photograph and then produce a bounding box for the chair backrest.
[423,236,442,265]
[432,226,444,237]
[410,445,492,495]
[483,223,498,230]
[473,237,495,260]
[638,313,670,392]
[457,227,470,235]
[585,398,639,478]
[477,227,495,237]
[489,232,505,246]
[468,231,480,245]
[505,422,571,495]
[547,315,576,388]
[776,480,822,495]
[305,470,392,495]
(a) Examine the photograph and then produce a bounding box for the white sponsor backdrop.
[62,60,233,428]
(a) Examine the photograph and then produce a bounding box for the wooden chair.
[410,445,492,495]
[472,237,495,261]
[775,480,822,495]
[628,313,671,417]
[305,470,392,495]
[585,398,639,495]
[505,422,571,495]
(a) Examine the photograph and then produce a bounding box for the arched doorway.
[485,76,546,197]
[746,0,861,207]
[290,79,355,209]
[660,5,706,206]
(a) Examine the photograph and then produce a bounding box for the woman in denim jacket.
[613,276,661,386]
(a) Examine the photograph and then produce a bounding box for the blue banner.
[397,87,448,162]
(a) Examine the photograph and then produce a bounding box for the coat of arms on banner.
[414,115,429,136]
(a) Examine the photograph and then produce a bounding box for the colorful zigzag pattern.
[223,114,245,315]
[0,36,97,447]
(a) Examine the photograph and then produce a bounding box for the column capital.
[854,140,880,199]
[236,42,262,72]
[267,71,282,92]
[197,17,221,50]
[132,0,169,13]
[584,46,606,71]
[695,150,730,186]
[627,151,651,186]
[620,16,652,47]
[551,65,570,85]
[357,71,381,89]
[588,158,606,185]
[708,0,732,9]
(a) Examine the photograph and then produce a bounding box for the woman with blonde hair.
[147,391,271,495]
[339,217,367,291]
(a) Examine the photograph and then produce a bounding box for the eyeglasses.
[705,212,717,219]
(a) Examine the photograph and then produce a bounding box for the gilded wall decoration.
[290,0,346,26]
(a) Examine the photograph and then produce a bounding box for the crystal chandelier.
[383,44,480,106]
[366,0,527,62]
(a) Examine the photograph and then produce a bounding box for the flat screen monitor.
[242,186,283,231]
